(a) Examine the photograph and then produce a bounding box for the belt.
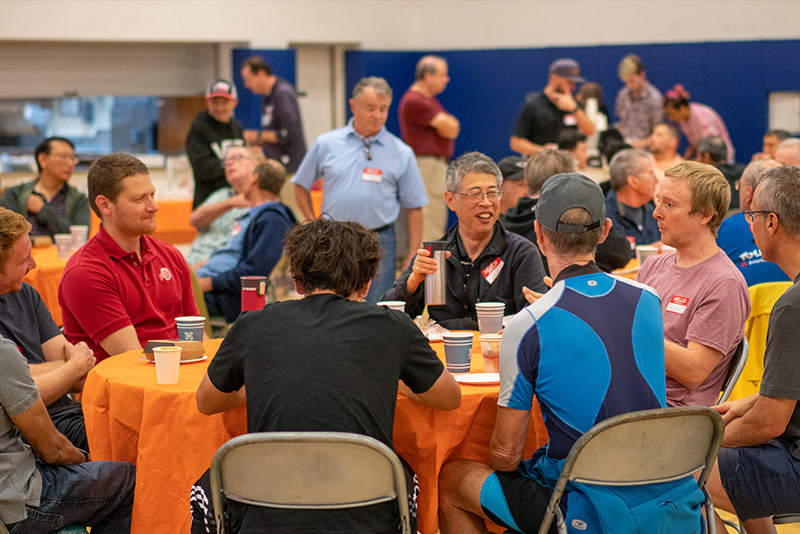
[372,223,394,233]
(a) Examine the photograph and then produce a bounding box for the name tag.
[563,114,577,126]
[482,257,504,284]
[363,168,382,182]
[666,295,690,315]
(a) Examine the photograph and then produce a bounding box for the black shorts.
[479,470,557,533]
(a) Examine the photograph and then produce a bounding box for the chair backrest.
[719,337,749,403]
[209,431,410,534]
[539,406,723,534]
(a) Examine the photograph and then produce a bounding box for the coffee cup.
[479,333,502,374]
[176,316,206,341]
[54,234,73,259]
[476,302,505,335]
[442,331,474,374]
[153,346,181,384]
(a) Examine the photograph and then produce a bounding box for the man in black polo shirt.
[509,58,596,157]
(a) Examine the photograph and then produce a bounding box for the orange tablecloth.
[82,335,548,534]
[613,257,640,279]
[90,199,198,244]
[26,245,68,326]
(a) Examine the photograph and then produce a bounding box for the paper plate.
[455,373,500,385]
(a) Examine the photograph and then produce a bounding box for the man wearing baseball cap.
[186,79,246,208]
[510,58,596,157]
[438,173,704,533]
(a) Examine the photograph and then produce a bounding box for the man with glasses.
[637,161,750,407]
[292,77,428,304]
[716,159,788,286]
[707,165,800,533]
[384,152,546,330]
[606,148,661,246]
[1,137,90,239]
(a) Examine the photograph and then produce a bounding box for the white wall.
[1,0,799,50]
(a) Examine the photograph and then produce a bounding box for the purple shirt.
[637,249,750,406]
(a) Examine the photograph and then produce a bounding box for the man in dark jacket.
[1,137,90,239]
[186,79,245,208]
[197,159,296,322]
[503,149,631,273]
[383,152,547,330]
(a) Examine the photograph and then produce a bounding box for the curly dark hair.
[284,219,382,297]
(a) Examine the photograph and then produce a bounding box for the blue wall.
[345,40,800,164]
[231,49,296,130]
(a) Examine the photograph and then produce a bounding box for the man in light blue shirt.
[292,77,428,303]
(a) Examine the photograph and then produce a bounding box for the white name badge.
[666,295,690,315]
[563,114,578,126]
[482,257,504,285]
[363,168,382,182]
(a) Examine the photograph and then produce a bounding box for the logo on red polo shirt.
[159,267,173,282]
[666,295,689,314]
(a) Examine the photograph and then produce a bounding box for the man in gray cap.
[438,173,702,534]
[509,58,596,157]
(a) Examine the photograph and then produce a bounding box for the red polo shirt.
[59,225,199,362]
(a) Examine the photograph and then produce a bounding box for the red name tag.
[666,295,689,314]
[362,168,382,182]
[481,257,504,284]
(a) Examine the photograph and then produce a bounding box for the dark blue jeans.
[366,225,397,305]
[7,460,135,534]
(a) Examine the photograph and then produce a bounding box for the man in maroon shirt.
[399,55,460,241]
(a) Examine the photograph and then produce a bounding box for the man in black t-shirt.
[191,218,460,534]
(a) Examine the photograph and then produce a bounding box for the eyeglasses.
[224,154,248,164]
[450,189,503,204]
[743,210,774,224]
[50,153,79,163]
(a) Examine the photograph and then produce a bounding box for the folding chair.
[538,406,724,534]
[719,337,749,403]
[209,431,411,534]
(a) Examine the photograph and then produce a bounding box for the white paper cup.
[153,346,181,384]
[70,225,89,249]
[479,333,502,374]
[476,302,505,334]
[377,300,406,312]
[54,234,73,259]
[635,245,659,265]
[176,316,206,341]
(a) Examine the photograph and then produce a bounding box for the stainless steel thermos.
[424,240,447,306]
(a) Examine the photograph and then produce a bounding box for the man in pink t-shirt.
[398,55,460,241]
[637,161,749,406]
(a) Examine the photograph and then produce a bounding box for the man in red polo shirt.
[58,153,199,362]
[399,55,460,241]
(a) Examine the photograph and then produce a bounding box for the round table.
[82,335,548,534]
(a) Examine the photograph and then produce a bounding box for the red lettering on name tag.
[482,257,504,284]
[666,295,690,314]
[362,168,382,182]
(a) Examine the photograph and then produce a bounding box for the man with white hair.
[775,138,800,166]
[717,159,788,286]
[292,77,428,304]
[605,148,661,246]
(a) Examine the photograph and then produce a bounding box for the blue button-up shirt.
[291,120,428,230]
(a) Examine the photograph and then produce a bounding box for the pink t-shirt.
[637,249,750,406]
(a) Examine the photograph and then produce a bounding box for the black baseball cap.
[535,173,605,233]
[498,156,526,182]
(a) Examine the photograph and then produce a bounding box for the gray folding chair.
[209,431,410,534]
[538,406,724,534]
[719,337,749,403]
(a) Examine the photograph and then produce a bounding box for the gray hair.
[445,152,502,192]
[741,159,781,190]
[415,55,445,81]
[753,165,800,235]
[608,149,653,191]
[352,77,392,100]
[697,136,728,164]
[524,149,575,196]
[777,138,800,165]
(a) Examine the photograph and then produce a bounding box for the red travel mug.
[241,276,267,312]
